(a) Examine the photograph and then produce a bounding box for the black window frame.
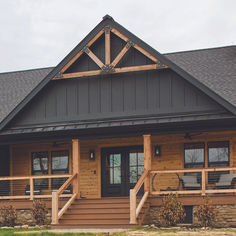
[207,141,230,184]
[31,151,49,190]
[184,142,205,169]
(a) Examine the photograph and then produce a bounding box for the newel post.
[143,135,152,192]
[130,189,137,224]
[72,139,80,197]
[51,190,59,224]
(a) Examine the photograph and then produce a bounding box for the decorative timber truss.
[53,25,168,80]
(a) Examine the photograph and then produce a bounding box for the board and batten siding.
[11,69,223,127]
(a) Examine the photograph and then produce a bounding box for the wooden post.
[143,135,152,192]
[202,170,206,196]
[130,189,137,224]
[30,178,34,200]
[105,27,111,65]
[51,191,59,224]
[72,139,80,197]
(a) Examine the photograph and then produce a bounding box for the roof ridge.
[164,45,236,56]
[0,66,54,75]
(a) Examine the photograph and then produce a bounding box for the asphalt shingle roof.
[0,67,53,124]
[0,46,235,127]
[165,46,236,107]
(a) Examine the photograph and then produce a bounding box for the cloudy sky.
[0,0,235,73]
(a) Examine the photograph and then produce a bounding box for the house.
[0,15,235,228]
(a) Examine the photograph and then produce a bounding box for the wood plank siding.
[8,130,236,198]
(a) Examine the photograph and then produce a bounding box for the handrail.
[130,170,150,224]
[0,174,72,200]
[57,173,77,195]
[150,167,236,174]
[134,170,149,194]
[0,174,71,181]
[52,173,78,224]
[150,167,236,196]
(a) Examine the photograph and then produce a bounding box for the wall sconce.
[89,150,95,161]
[154,145,161,157]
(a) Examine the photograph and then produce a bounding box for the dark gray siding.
[10,69,224,128]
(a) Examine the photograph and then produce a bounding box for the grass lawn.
[0,227,236,236]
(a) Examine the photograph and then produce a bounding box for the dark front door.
[101,146,144,197]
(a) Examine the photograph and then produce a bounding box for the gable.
[9,68,226,129]
[0,15,235,132]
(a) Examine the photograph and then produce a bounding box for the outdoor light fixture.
[89,150,95,160]
[154,145,161,157]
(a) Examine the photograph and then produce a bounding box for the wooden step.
[70,203,130,209]
[61,213,129,219]
[74,197,130,204]
[59,218,130,225]
[66,207,130,214]
[51,224,138,229]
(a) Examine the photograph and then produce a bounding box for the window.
[51,151,69,189]
[208,141,229,183]
[31,150,69,190]
[184,143,205,168]
[129,150,144,184]
[31,152,49,189]
[208,141,229,167]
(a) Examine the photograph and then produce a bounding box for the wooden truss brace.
[53,26,168,80]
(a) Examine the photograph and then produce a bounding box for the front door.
[101,146,144,197]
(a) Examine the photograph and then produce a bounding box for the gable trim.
[0,15,235,131]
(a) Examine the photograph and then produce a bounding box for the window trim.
[184,142,205,169]
[207,141,230,167]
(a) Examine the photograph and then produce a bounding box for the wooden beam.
[30,178,34,200]
[111,28,158,63]
[136,191,149,217]
[111,43,130,67]
[143,135,152,192]
[54,70,102,80]
[114,64,158,74]
[105,29,111,65]
[58,193,77,219]
[111,28,129,42]
[133,44,158,63]
[61,30,104,73]
[84,47,105,69]
[72,139,80,196]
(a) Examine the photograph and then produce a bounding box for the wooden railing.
[130,169,149,224]
[150,167,236,196]
[0,174,71,200]
[51,173,77,224]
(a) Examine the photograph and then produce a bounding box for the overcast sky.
[0,0,235,73]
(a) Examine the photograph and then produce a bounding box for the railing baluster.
[202,170,206,196]
[30,178,34,200]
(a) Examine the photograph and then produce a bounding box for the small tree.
[32,200,48,225]
[0,205,17,226]
[194,197,216,228]
[159,194,186,226]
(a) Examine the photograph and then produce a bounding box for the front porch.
[0,130,235,227]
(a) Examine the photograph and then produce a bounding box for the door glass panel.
[129,150,144,184]
[106,154,121,184]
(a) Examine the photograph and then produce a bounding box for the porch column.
[72,139,80,197]
[143,134,152,192]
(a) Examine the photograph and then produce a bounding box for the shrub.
[0,205,17,226]
[159,194,186,226]
[32,200,48,225]
[194,197,216,227]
